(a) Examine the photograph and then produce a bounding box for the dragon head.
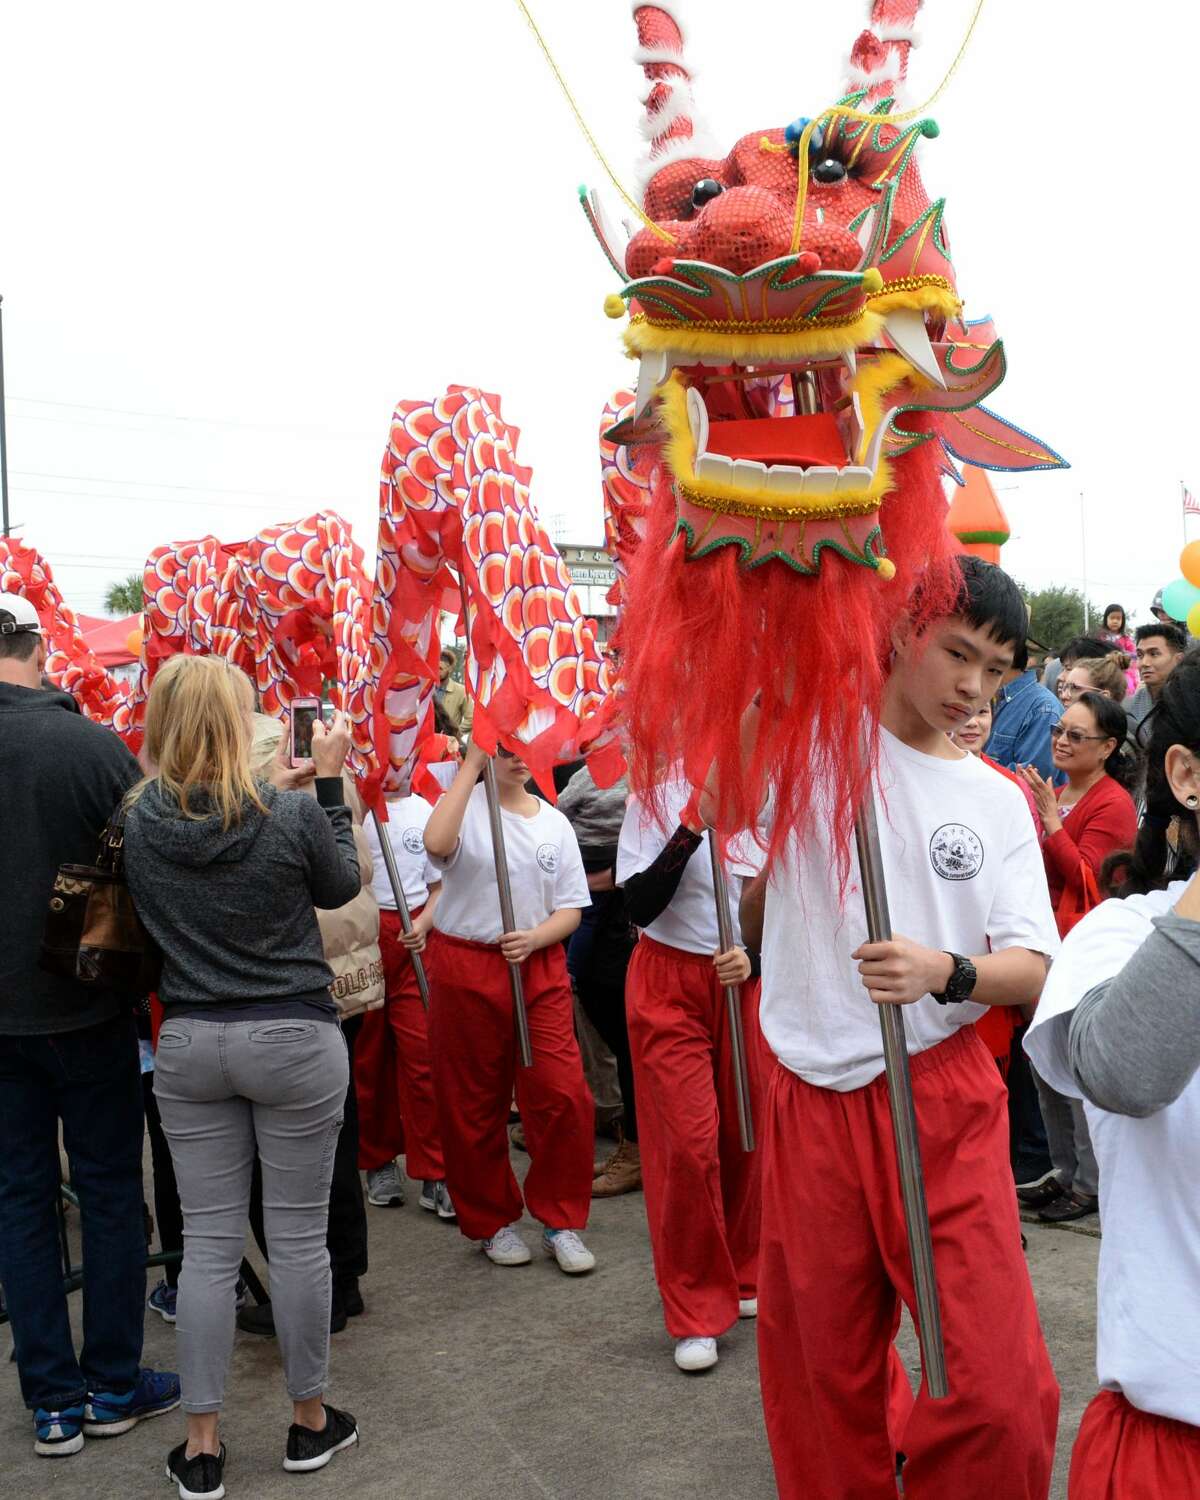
[586,1,1064,577]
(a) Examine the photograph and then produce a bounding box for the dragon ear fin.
[845,1,924,108]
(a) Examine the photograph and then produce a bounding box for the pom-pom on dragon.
[585,0,1065,858]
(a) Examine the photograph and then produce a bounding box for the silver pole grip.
[708,834,755,1153]
[854,785,949,1399]
[370,810,430,1010]
[482,758,534,1069]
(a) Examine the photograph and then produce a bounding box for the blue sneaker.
[83,1367,180,1437]
[148,1280,178,1323]
[34,1404,84,1457]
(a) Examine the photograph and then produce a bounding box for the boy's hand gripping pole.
[369,809,431,1011]
[457,577,533,1068]
[708,834,755,1152]
[854,783,949,1399]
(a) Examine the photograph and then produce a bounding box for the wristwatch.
[932,952,977,1005]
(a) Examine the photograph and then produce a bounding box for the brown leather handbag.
[39,802,162,995]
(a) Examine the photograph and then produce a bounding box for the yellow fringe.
[625,311,886,366]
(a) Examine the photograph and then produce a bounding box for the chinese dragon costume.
[586,0,1065,861]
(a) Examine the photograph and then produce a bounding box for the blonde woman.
[1057,651,1129,706]
[122,657,361,1499]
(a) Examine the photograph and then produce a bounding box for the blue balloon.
[1161,577,1200,624]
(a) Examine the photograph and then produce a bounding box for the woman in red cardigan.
[1018,691,1138,1222]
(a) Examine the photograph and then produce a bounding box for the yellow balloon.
[1182,539,1200,588]
[1188,602,1200,639]
[124,626,144,658]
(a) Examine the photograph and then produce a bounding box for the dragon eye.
[812,157,847,185]
[690,177,725,212]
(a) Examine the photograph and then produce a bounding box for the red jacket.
[1043,775,1138,916]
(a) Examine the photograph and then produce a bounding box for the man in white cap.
[0,592,179,1459]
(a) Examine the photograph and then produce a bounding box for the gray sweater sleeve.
[304,779,362,910]
[1068,913,1200,1117]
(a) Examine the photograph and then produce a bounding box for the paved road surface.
[2,1154,1099,1498]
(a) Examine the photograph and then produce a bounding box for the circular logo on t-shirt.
[536,842,560,874]
[929,824,984,882]
[402,827,425,855]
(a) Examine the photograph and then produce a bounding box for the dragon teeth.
[882,308,946,388]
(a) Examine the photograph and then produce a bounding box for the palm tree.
[103,573,144,616]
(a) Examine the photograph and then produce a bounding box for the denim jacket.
[986,670,1062,780]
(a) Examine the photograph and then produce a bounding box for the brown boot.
[592,1138,642,1198]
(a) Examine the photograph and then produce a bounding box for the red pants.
[1070,1391,1200,1499]
[625,936,766,1338]
[426,932,593,1241]
[354,910,444,1179]
[758,1024,1059,1500]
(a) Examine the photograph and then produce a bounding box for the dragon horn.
[631,3,715,179]
[846,1,923,107]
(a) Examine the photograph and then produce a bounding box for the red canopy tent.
[78,613,140,668]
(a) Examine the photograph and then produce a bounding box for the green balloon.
[1161,577,1200,623]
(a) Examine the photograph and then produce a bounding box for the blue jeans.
[0,1013,146,1411]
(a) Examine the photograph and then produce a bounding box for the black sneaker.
[337,1278,364,1318]
[237,1300,347,1337]
[166,1440,226,1499]
[283,1405,358,1472]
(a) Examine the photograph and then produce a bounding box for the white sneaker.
[366,1162,405,1207]
[542,1229,596,1275]
[738,1297,758,1319]
[482,1224,532,1266]
[674,1336,719,1373]
[436,1181,457,1221]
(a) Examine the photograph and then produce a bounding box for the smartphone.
[290,698,321,766]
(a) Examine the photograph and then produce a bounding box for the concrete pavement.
[2,1156,1099,1498]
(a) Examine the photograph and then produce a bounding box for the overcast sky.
[3,0,1195,626]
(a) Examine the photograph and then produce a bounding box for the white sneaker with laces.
[674,1336,719,1373]
[482,1224,532,1266]
[366,1161,405,1207]
[738,1297,758,1319]
[542,1228,596,1275]
[436,1181,457,1220]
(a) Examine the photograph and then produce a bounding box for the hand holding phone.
[290,699,321,767]
[311,710,351,779]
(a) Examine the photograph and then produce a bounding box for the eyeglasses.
[1049,725,1110,747]
[495,745,516,760]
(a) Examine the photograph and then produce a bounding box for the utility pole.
[0,295,9,537]
[1080,490,1089,632]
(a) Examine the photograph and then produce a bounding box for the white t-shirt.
[429,782,590,943]
[1026,883,1200,1425]
[761,728,1059,1091]
[363,794,440,911]
[616,782,764,955]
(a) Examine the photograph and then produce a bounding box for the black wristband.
[314,776,346,809]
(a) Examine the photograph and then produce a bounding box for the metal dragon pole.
[854,784,949,1398]
[457,578,534,1067]
[707,833,755,1152]
[369,809,430,1010]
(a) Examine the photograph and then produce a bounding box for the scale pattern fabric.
[130,513,373,763]
[372,386,617,793]
[0,538,132,731]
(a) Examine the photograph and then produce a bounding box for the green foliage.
[103,573,144,616]
[1017,582,1106,655]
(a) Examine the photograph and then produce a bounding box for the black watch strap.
[933,952,977,1005]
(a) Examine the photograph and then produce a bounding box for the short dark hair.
[1135,621,1187,653]
[0,630,39,663]
[952,556,1028,652]
[1060,635,1109,666]
[439,647,456,664]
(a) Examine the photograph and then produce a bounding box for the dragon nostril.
[796,251,822,275]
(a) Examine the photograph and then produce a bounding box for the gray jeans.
[1032,1066,1098,1198]
[153,1015,348,1412]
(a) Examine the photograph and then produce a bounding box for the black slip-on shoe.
[283,1405,358,1473]
[166,1440,226,1499]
